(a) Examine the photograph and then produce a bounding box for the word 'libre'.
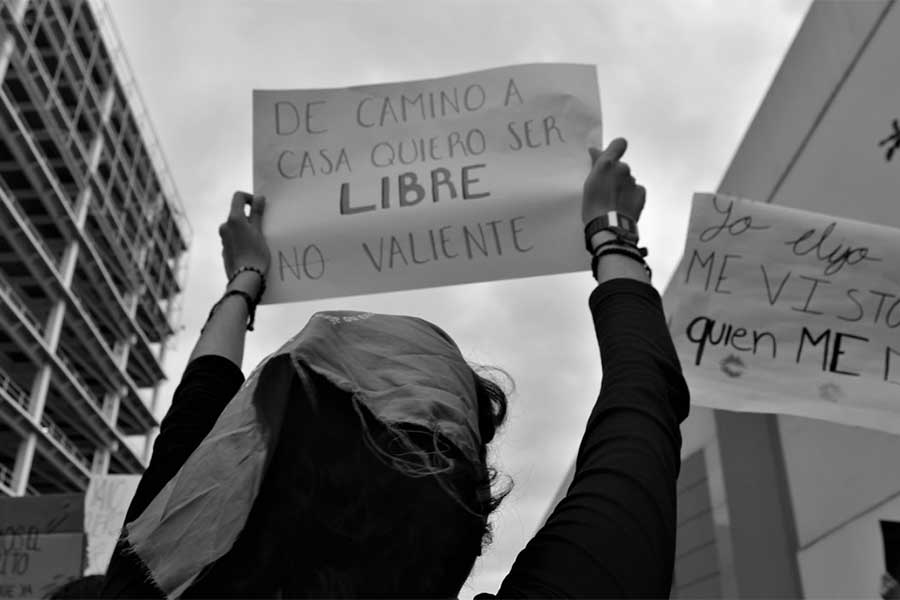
[340,164,490,215]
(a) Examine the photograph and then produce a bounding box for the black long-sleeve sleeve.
[102,355,244,598]
[124,355,245,523]
[485,278,690,598]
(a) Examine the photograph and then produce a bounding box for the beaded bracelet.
[228,266,266,305]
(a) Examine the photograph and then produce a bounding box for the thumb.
[601,137,628,163]
[249,195,266,227]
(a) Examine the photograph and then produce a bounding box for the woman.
[102,137,689,598]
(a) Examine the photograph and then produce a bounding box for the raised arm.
[489,139,690,598]
[189,191,271,367]
[103,192,271,597]
[128,190,271,517]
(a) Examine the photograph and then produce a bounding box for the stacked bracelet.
[591,245,652,280]
[592,238,648,258]
[202,266,267,332]
[587,231,652,281]
[583,212,639,250]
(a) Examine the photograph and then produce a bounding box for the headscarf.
[123,311,484,598]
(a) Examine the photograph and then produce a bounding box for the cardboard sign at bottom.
[0,493,86,598]
[0,532,85,599]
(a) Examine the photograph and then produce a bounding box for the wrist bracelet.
[228,266,266,305]
[584,212,639,251]
[229,265,265,283]
[587,229,645,254]
[591,238,649,257]
[591,247,652,280]
[203,289,258,332]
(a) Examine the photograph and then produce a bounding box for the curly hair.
[183,355,512,598]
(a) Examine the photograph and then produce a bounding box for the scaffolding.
[0,0,190,496]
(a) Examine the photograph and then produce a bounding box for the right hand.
[218,191,270,282]
[582,137,646,228]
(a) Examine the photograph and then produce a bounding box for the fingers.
[588,137,628,172]
[635,184,647,216]
[230,191,252,220]
[249,195,266,228]
[229,191,266,229]
[584,138,646,221]
[602,137,627,162]
[586,144,632,185]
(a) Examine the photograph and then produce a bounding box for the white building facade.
[0,0,188,496]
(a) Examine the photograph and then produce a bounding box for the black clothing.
[103,279,689,598]
[479,279,689,598]
[103,356,245,598]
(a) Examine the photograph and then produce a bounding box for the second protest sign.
[664,192,900,434]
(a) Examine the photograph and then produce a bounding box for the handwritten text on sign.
[253,63,602,303]
[664,193,900,434]
[0,494,85,599]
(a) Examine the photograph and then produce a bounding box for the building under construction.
[0,0,189,496]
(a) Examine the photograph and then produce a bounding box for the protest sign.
[0,494,85,599]
[84,474,140,576]
[664,193,900,434]
[253,63,601,303]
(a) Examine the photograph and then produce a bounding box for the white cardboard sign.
[664,193,900,434]
[253,63,602,303]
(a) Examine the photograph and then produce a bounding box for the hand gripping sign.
[253,63,602,303]
[664,193,900,434]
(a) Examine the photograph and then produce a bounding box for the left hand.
[218,191,270,281]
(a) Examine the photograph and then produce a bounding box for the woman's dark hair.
[185,356,512,598]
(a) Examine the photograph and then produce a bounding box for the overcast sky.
[106,0,810,595]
